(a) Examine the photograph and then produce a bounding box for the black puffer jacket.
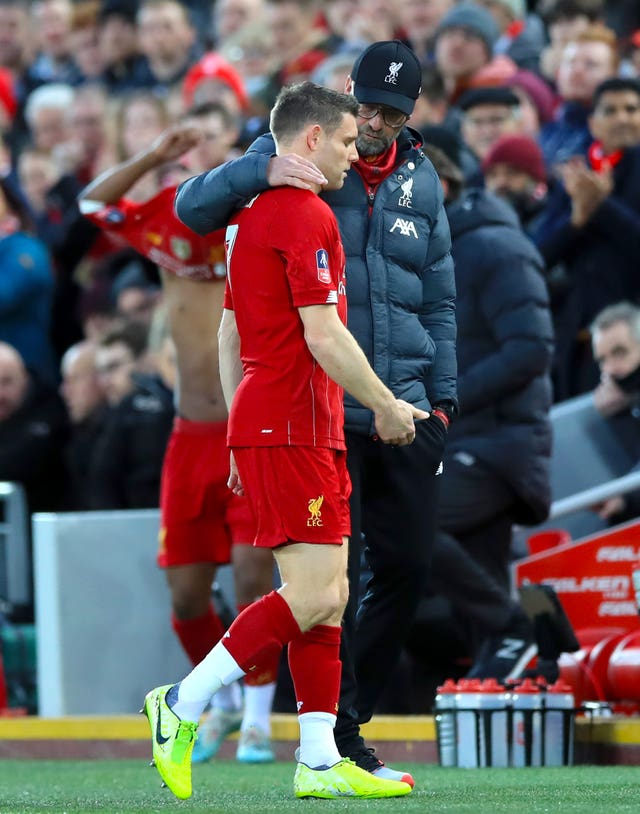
[446,188,554,524]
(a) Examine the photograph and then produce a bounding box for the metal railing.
[0,482,30,607]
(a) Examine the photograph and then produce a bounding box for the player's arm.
[78,124,202,205]
[218,306,245,494]
[175,134,328,236]
[218,306,243,411]
[299,304,429,446]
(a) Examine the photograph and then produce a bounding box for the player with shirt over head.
[142,81,427,801]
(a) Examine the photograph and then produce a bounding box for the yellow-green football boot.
[142,684,198,799]
[294,757,412,799]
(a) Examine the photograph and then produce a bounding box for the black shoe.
[466,619,537,682]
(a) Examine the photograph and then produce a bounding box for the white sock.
[240,682,276,734]
[172,641,246,721]
[211,679,244,712]
[298,712,341,768]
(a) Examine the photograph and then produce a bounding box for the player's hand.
[266,154,328,190]
[150,124,203,164]
[374,400,429,446]
[227,451,244,496]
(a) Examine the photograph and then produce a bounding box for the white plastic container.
[477,678,509,768]
[454,679,482,768]
[511,678,543,767]
[543,680,575,766]
[434,679,458,767]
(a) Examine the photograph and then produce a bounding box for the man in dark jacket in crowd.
[175,41,457,785]
[90,320,174,509]
[59,340,109,510]
[425,144,554,680]
[535,77,640,399]
[0,340,68,621]
[588,302,640,525]
[0,341,68,515]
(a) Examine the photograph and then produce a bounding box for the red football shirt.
[79,186,226,280]
[224,187,347,449]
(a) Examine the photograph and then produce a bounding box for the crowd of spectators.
[2,0,640,702]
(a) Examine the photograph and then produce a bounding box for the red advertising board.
[513,520,640,634]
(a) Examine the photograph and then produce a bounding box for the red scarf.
[354,141,398,193]
[588,140,624,172]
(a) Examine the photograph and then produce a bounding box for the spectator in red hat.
[482,133,549,235]
[182,52,248,115]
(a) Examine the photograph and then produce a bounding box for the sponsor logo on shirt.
[170,236,192,261]
[316,249,331,284]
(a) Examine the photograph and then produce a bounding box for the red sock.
[237,602,281,686]
[288,625,342,715]
[223,591,300,676]
[171,604,226,666]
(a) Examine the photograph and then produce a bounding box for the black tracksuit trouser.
[335,417,447,748]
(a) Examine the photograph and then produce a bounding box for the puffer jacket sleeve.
[419,192,458,408]
[174,135,275,235]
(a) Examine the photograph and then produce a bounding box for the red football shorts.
[232,446,351,548]
[158,418,257,568]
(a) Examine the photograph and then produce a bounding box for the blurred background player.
[78,123,277,764]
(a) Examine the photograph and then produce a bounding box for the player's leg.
[158,421,242,763]
[144,544,336,800]
[232,541,277,763]
[159,423,230,669]
[144,446,411,799]
[274,540,410,800]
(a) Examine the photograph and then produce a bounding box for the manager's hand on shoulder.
[267,155,328,190]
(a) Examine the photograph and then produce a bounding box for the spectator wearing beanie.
[435,2,517,104]
[458,86,523,182]
[482,134,551,236]
[505,69,558,138]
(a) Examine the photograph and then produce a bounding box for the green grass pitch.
[1,761,640,813]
